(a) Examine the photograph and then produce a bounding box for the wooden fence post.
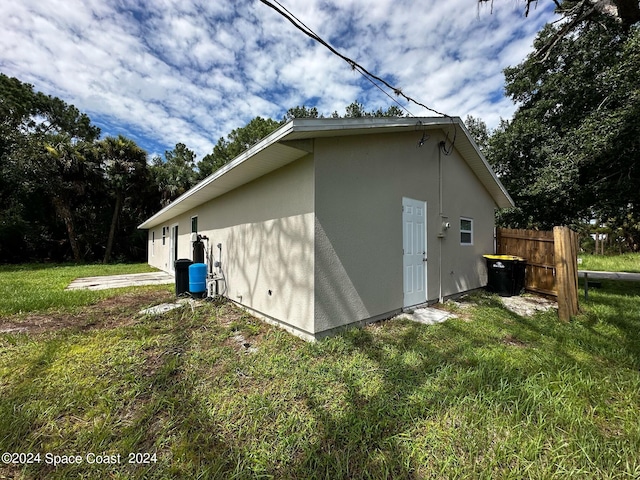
[554,226,579,321]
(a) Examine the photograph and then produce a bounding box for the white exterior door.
[403,197,427,307]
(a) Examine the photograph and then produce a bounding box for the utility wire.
[266,0,414,116]
[258,0,449,118]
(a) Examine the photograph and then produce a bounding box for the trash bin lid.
[483,254,526,262]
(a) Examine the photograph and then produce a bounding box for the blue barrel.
[188,263,207,294]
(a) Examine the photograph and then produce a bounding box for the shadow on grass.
[286,288,640,478]
[2,288,639,479]
[578,279,640,367]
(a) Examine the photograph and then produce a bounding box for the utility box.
[483,255,526,296]
[174,258,193,296]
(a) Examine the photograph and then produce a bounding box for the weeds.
[0,266,639,478]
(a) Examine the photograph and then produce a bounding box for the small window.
[162,226,167,245]
[460,218,473,245]
[152,231,155,256]
[191,216,198,233]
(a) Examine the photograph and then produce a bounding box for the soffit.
[139,117,513,229]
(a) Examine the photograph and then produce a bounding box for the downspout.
[438,143,443,303]
[437,125,456,303]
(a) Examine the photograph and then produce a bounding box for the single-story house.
[138,117,514,340]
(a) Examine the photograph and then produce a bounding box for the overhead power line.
[258,0,450,118]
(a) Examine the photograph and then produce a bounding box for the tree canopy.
[196,101,404,180]
[0,74,156,263]
[480,0,640,30]
[486,12,639,248]
[196,117,282,180]
[1,75,408,263]
[152,143,198,206]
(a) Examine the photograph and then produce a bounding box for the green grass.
[0,263,161,315]
[1,268,639,478]
[578,252,640,273]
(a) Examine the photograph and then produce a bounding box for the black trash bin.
[483,255,526,296]
[174,258,193,296]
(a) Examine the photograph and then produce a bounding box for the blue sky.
[0,0,557,161]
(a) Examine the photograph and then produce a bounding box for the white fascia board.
[454,120,515,209]
[138,116,514,229]
[138,121,296,230]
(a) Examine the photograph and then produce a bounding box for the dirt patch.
[0,290,175,335]
[227,333,259,354]
[215,302,245,327]
[502,334,528,348]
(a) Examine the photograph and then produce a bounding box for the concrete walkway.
[66,271,174,291]
[578,270,640,281]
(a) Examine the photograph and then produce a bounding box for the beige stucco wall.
[147,226,173,272]
[313,130,496,334]
[148,156,315,336]
[438,135,496,298]
[146,129,499,338]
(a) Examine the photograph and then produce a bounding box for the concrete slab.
[138,298,201,316]
[138,302,184,315]
[66,271,174,291]
[395,307,456,326]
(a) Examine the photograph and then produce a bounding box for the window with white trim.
[191,216,198,233]
[460,217,473,245]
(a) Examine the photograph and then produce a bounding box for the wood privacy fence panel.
[553,226,580,322]
[496,227,579,321]
[496,228,556,296]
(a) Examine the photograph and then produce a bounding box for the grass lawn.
[0,263,162,316]
[578,252,640,273]
[1,264,639,479]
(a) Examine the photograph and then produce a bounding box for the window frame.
[460,217,473,246]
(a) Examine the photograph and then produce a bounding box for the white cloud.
[0,0,558,159]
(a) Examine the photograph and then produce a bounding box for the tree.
[479,0,640,30]
[344,100,368,118]
[486,13,640,249]
[1,73,101,262]
[332,101,406,118]
[282,105,320,121]
[196,116,282,179]
[152,143,197,207]
[99,135,148,263]
[464,115,491,155]
[479,1,640,67]
[42,138,102,262]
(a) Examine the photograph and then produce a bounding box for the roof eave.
[138,117,515,229]
[138,121,297,229]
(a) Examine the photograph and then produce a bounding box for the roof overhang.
[138,117,514,229]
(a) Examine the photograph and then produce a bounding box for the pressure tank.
[188,263,207,297]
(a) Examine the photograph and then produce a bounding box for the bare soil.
[0,290,175,335]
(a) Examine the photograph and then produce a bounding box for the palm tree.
[98,135,148,263]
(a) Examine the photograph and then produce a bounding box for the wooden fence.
[496,227,579,321]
